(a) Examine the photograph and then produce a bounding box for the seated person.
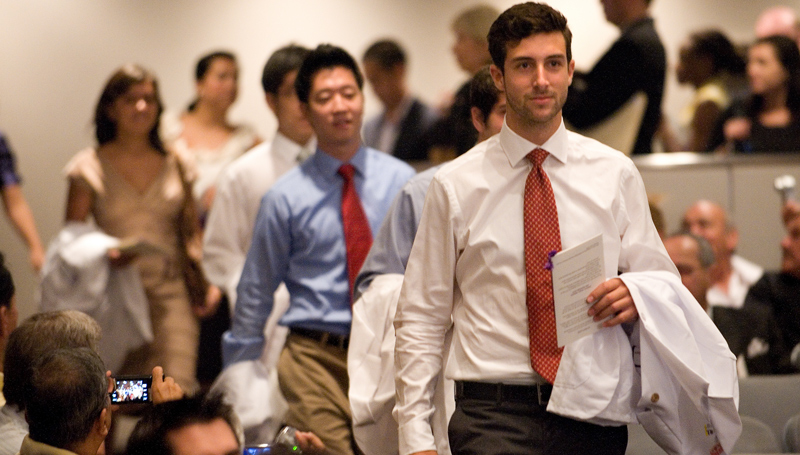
[660,30,745,152]
[0,311,101,455]
[682,200,763,309]
[0,253,17,406]
[0,310,182,455]
[19,348,111,455]
[126,394,324,455]
[709,35,800,153]
[664,233,784,375]
[744,200,800,372]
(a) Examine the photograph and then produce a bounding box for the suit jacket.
[713,305,786,375]
[563,17,666,154]
[363,97,437,161]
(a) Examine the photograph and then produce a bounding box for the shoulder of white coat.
[431,137,495,185]
[223,142,273,179]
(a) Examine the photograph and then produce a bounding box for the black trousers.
[448,395,627,455]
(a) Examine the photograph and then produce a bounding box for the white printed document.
[551,233,606,347]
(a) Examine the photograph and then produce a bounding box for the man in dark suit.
[361,39,438,162]
[562,0,665,154]
[664,232,784,375]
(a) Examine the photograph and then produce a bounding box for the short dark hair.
[3,310,101,408]
[126,394,241,455]
[689,30,745,76]
[94,64,166,154]
[26,348,108,450]
[0,252,14,308]
[261,44,311,95]
[470,65,502,121]
[295,44,364,104]
[362,39,407,69]
[488,2,572,71]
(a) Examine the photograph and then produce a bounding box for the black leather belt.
[290,327,349,350]
[455,380,552,406]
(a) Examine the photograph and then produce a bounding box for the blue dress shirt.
[222,146,415,365]
[353,164,442,299]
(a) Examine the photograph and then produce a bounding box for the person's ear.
[725,228,739,253]
[470,106,486,135]
[490,64,505,92]
[96,408,110,437]
[265,93,278,116]
[0,306,11,339]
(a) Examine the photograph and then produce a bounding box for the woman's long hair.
[748,35,800,119]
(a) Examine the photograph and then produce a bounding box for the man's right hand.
[151,366,183,404]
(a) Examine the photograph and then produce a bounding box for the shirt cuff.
[398,419,437,455]
[221,331,264,368]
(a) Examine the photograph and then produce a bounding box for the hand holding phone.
[109,375,152,404]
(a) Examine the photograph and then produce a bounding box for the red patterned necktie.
[338,164,373,302]
[524,148,563,384]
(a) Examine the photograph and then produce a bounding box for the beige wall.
[2,0,799,319]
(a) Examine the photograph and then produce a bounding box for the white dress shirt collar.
[272,131,316,164]
[499,119,570,168]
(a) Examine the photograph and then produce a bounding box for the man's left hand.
[586,278,637,327]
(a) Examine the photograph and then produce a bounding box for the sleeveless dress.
[64,148,199,392]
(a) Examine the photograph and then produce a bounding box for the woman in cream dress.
[64,64,206,392]
[161,51,260,224]
[161,51,260,387]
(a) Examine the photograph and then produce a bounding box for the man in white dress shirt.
[203,44,315,306]
[682,200,763,309]
[393,3,678,454]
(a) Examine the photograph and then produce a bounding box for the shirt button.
[650,393,659,403]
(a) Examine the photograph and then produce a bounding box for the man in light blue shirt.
[353,65,506,300]
[222,44,414,455]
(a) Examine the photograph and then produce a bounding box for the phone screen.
[243,446,272,455]
[110,376,152,404]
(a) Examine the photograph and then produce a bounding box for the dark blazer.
[563,17,666,155]
[363,97,437,162]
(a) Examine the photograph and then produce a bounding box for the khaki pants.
[278,333,360,455]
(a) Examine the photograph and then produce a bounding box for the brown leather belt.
[290,327,349,350]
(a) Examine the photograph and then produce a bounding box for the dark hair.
[188,51,237,111]
[0,252,13,308]
[294,44,364,104]
[748,35,800,118]
[261,44,310,95]
[363,39,407,69]
[126,393,240,455]
[488,2,572,71]
[3,310,101,408]
[26,348,108,450]
[690,30,746,76]
[470,65,502,121]
[94,64,166,154]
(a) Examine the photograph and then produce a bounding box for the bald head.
[664,233,714,310]
[681,200,737,268]
[755,6,800,43]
